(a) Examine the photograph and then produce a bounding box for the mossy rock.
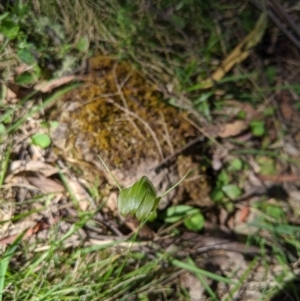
[50,56,211,207]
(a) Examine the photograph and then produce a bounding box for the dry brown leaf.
[218,120,248,138]
[67,178,92,211]
[212,147,228,170]
[258,173,299,183]
[180,273,205,300]
[27,173,65,193]
[34,75,75,93]
[0,221,51,245]
[15,64,28,76]
[223,100,258,120]
[200,13,267,89]
[8,160,58,177]
[0,83,19,105]
[125,216,155,240]
[106,192,118,213]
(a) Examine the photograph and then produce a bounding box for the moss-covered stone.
[51,56,211,207]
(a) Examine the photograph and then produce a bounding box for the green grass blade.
[172,258,238,285]
[4,84,80,135]
[0,233,24,301]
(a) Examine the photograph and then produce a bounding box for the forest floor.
[1,1,300,300]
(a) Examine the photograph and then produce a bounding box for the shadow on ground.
[270,276,300,301]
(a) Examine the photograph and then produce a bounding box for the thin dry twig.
[112,60,144,139]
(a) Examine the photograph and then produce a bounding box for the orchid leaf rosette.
[99,156,189,221]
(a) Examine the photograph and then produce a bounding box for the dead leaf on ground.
[180,273,205,300]
[34,75,76,93]
[0,220,54,245]
[8,160,59,177]
[212,147,229,170]
[258,173,299,183]
[27,173,65,193]
[125,216,155,240]
[0,83,18,103]
[15,63,28,76]
[218,120,248,138]
[106,192,118,213]
[67,178,92,211]
[223,100,258,120]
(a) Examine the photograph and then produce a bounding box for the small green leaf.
[31,133,51,149]
[217,169,229,185]
[0,123,6,135]
[1,20,20,40]
[224,200,235,212]
[211,188,224,202]
[76,36,89,52]
[184,212,205,231]
[222,184,242,200]
[265,66,276,85]
[228,158,243,171]
[237,110,246,119]
[3,115,12,124]
[265,204,286,221]
[256,156,275,175]
[0,12,10,21]
[15,72,37,85]
[50,121,59,129]
[17,49,36,65]
[163,205,199,223]
[250,120,265,137]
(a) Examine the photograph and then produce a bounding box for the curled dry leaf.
[8,160,58,177]
[1,83,18,103]
[27,173,65,193]
[257,173,299,183]
[218,120,248,138]
[223,100,258,121]
[180,273,205,300]
[34,75,75,93]
[0,220,52,245]
[125,216,155,240]
[212,147,228,170]
[106,192,118,213]
[67,178,92,211]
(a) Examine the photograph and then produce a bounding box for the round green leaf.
[184,212,205,231]
[1,19,20,40]
[266,204,285,220]
[31,133,51,149]
[256,156,275,175]
[228,158,243,171]
[17,49,36,65]
[222,184,242,200]
[15,72,37,85]
[211,188,224,202]
[250,120,265,137]
[76,36,89,52]
[163,205,199,223]
[0,12,10,21]
[50,121,59,130]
